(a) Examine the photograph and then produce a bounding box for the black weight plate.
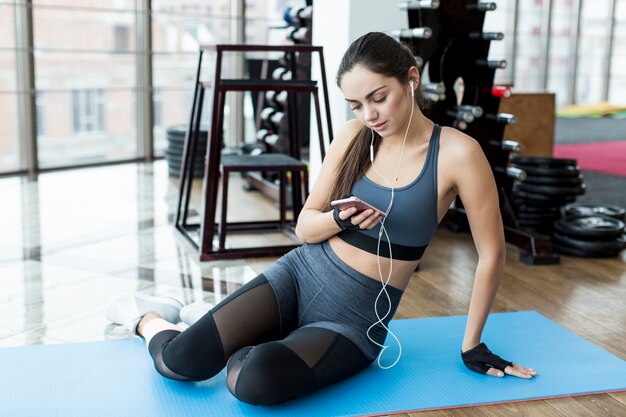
[552,241,620,258]
[516,211,560,221]
[517,182,586,196]
[166,125,188,137]
[165,149,183,159]
[510,164,581,177]
[167,134,208,147]
[554,214,625,239]
[165,149,206,160]
[513,188,577,204]
[553,232,626,255]
[510,156,577,167]
[167,141,207,152]
[516,204,559,213]
[166,125,208,138]
[564,204,626,221]
[517,219,545,226]
[523,175,584,186]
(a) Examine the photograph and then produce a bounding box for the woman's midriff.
[328,235,419,291]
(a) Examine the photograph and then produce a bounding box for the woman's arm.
[452,137,506,352]
[449,131,535,379]
[295,119,380,243]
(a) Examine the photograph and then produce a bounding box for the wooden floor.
[0,160,624,416]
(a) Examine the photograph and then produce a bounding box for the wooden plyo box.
[499,92,556,157]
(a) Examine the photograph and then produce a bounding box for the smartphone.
[330,196,386,217]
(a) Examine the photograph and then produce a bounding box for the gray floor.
[555,117,626,144]
[576,171,626,210]
[552,116,626,210]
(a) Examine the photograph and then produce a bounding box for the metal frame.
[228,0,246,150]
[603,0,617,101]
[136,0,154,160]
[510,0,520,86]
[568,0,583,104]
[15,0,37,178]
[540,0,553,91]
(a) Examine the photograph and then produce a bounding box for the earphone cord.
[366,90,415,369]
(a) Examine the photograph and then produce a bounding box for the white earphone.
[366,77,416,369]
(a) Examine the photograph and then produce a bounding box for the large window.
[576,0,613,104]
[32,1,137,168]
[151,0,236,155]
[547,1,578,109]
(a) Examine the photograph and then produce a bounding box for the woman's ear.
[408,66,420,88]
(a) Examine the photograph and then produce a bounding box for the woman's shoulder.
[438,126,483,159]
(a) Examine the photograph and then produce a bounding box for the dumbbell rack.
[174,44,333,260]
[398,0,558,264]
[250,1,314,199]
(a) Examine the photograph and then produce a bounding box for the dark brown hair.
[326,32,425,209]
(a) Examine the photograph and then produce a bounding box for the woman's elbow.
[490,245,507,267]
[294,222,314,244]
[479,243,506,267]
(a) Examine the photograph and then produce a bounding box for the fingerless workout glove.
[461,342,513,374]
[333,194,360,231]
[333,205,360,230]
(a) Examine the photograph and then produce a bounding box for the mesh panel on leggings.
[211,274,285,359]
[229,327,372,405]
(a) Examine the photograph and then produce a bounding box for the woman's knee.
[226,342,315,405]
[148,313,226,381]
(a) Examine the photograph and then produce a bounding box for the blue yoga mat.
[2,311,625,417]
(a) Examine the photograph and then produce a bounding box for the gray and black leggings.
[147,274,369,405]
[147,242,403,405]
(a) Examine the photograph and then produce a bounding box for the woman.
[106,32,536,406]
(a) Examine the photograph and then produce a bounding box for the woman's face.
[340,65,412,138]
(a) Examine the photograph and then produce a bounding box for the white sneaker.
[105,293,183,334]
[179,302,213,326]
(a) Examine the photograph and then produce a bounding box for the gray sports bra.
[337,124,441,261]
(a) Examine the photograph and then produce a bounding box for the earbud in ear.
[409,80,415,97]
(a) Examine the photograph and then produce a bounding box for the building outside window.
[71,89,105,134]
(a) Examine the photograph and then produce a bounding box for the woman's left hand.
[461,342,537,379]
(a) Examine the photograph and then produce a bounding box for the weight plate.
[510,164,581,177]
[552,241,621,258]
[564,204,625,221]
[517,182,586,196]
[516,204,559,213]
[553,214,625,239]
[523,174,584,186]
[166,125,208,138]
[553,232,626,255]
[516,211,560,221]
[165,148,206,158]
[513,188,577,204]
[517,219,546,226]
[167,134,208,147]
[510,156,577,167]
